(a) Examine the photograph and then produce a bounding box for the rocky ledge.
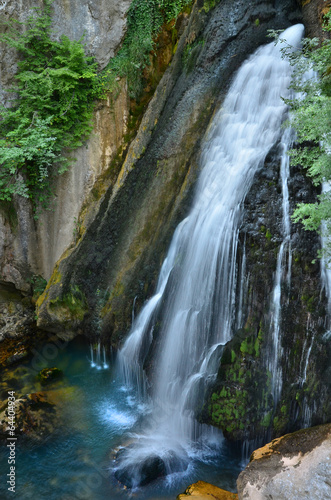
[177,480,238,500]
[237,423,331,500]
[179,423,331,500]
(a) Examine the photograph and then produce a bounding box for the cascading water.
[321,183,331,325]
[115,24,304,488]
[89,342,109,370]
[267,126,295,406]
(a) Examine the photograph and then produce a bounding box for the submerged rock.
[114,443,188,488]
[177,480,238,500]
[37,367,63,385]
[0,392,57,441]
[115,453,166,487]
[237,423,331,500]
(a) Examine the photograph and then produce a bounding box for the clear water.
[0,336,242,500]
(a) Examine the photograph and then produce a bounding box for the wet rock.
[37,0,301,345]
[177,481,238,500]
[37,367,63,385]
[237,424,331,500]
[0,392,58,441]
[115,454,167,488]
[114,445,188,488]
[0,290,36,343]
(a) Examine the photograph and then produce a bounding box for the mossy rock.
[37,367,63,385]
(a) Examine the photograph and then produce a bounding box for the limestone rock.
[0,2,130,290]
[37,0,301,343]
[177,480,238,500]
[237,424,331,500]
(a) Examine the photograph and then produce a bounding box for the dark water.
[0,336,243,499]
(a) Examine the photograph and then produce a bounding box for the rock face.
[200,142,331,443]
[0,0,130,295]
[237,424,331,500]
[36,0,302,341]
[296,0,331,38]
[0,0,132,97]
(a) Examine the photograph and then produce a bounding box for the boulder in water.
[114,444,189,488]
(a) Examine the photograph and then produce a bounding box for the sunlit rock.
[237,424,331,500]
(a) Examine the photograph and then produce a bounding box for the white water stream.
[115,25,304,487]
[267,126,295,406]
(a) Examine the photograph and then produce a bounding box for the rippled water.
[0,337,242,500]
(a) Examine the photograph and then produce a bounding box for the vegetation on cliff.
[0,0,99,211]
[0,0,191,213]
[273,12,331,251]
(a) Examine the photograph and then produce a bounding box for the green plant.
[101,0,192,98]
[0,0,99,212]
[0,0,192,214]
[269,12,331,256]
[27,274,47,300]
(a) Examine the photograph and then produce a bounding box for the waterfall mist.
[115,24,305,489]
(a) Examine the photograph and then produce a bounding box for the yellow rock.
[177,480,238,500]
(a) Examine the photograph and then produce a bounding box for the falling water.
[89,342,109,370]
[321,183,331,325]
[268,126,295,406]
[115,24,304,487]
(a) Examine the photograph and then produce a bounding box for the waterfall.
[115,24,304,487]
[321,183,331,324]
[89,342,109,370]
[267,126,295,406]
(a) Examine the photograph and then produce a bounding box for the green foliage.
[27,274,47,300]
[265,229,272,240]
[201,0,220,14]
[0,0,191,213]
[50,284,87,319]
[101,0,192,98]
[261,411,272,427]
[0,0,99,211]
[183,39,205,73]
[270,13,331,249]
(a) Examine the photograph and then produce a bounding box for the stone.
[115,454,167,488]
[177,480,238,500]
[114,445,188,488]
[0,1,131,293]
[0,392,57,441]
[37,367,63,385]
[237,424,331,500]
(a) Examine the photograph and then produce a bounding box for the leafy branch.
[269,13,331,249]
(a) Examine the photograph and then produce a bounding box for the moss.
[200,0,220,14]
[261,411,272,427]
[49,285,87,321]
[183,39,205,73]
[265,229,272,240]
[37,367,63,385]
